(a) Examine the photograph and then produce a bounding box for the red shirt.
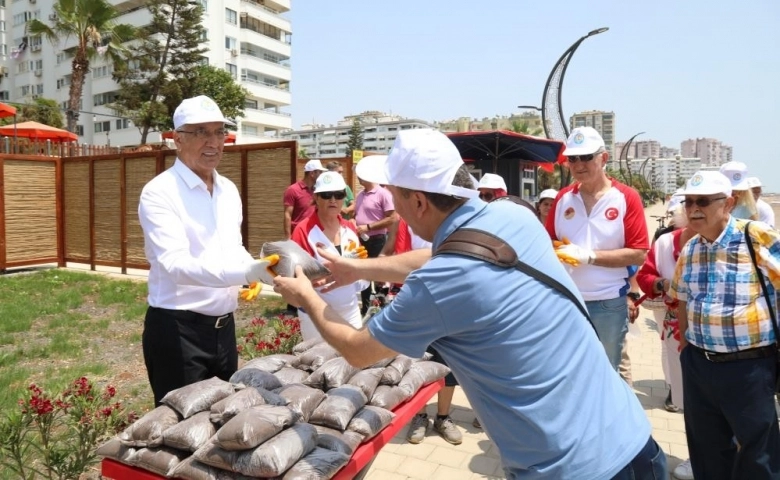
[283,180,315,233]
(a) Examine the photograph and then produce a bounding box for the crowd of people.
[137,94,780,479]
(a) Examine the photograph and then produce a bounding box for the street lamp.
[517,105,542,112]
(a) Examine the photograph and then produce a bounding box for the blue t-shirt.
[368,198,650,479]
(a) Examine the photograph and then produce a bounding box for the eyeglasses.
[683,196,727,208]
[318,191,346,200]
[479,192,494,201]
[176,128,229,140]
[566,151,602,163]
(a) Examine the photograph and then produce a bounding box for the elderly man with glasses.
[669,171,780,479]
[138,95,273,404]
[545,127,649,372]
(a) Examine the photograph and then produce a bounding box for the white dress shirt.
[756,198,776,228]
[139,159,253,316]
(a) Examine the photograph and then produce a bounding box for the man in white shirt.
[748,177,775,228]
[138,95,271,404]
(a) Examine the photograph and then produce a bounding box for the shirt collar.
[432,198,486,250]
[173,158,222,191]
[699,215,736,247]
[571,177,616,195]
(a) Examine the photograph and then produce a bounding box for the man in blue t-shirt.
[273,129,666,479]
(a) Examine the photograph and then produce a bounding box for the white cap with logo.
[746,176,762,189]
[563,127,605,156]
[173,95,236,129]
[539,189,558,201]
[313,171,347,193]
[676,171,732,197]
[355,155,388,184]
[303,159,328,172]
[373,129,479,198]
[718,161,749,190]
[478,173,507,191]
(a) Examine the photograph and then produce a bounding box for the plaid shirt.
[669,217,780,352]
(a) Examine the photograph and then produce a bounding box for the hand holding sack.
[554,237,595,267]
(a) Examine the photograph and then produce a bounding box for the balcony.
[240,49,290,80]
[239,23,290,57]
[242,108,291,130]
[239,1,290,32]
[240,76,290,105]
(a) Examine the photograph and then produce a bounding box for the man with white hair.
[139,95,276,404]
[748,176,775,227]
[546,126,649,372]
[274,128,665,478]
[670,170,780,478]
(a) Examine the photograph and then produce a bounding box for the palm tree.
[28,0,134,133]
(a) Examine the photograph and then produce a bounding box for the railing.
[239,75,290,91]
[245,107,291,117]
[239,0,282,16]
[239,48,291,68]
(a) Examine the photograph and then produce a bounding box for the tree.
[346,118,363,157]
[190,65,247,127]
[298,148,309,160]
[112,0,207,143]
[28,0,135,133]
[0,98,65,128]
[510,120,543,137]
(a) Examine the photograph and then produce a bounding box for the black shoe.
[664,391,681,413]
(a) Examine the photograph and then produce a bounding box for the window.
[92,65,110,78]
[225,8,236,25]
[200,29,208,41]
[93,91,118,106]
[115,118,131,129]
[75,125,84,136]
[242,125,258,136]
[225,63,237,79]
[0,91,8,100]
[35,83,42,94]
[245,99,257,109]
[94,120,110,133]
[225,36,236,50]
[0,21,5,32]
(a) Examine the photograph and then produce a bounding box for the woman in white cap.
[747,177,776,227]
[536,189,558,225]
[290,171,369,340]
[477,173,508,201]
[720,161,758,220]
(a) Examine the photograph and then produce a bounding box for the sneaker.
[665,391,681,413]
[406,414,430,444]
[433,416,462,445]
[673,459,693,480]
[472,417,482,429]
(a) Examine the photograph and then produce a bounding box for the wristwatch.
[627,292,641,302]
[655,278,665,294]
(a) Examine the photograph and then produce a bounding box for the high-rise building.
[281,111,435,158]
[1,0,292,147]
[629,155,702,194]
[680,138,732,167]
[569,110,616,157]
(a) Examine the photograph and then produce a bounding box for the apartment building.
[436,111,545,135]
[281,111,435,158]
[680,137,732,167]
[628,155,702,194]
[569,110,615,157]
[0,0,291,146]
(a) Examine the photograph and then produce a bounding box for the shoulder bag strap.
[744,221,779,342]
[436,228,596,333]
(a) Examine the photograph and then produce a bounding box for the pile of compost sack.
[97,338,450,479]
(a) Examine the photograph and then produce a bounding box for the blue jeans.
[610,436,668,479]
[585,297,628,371]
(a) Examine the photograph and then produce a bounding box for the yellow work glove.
[243,254,281,287]
[554,240,595,268]
[239,282,262,301]
[344,240,368,259]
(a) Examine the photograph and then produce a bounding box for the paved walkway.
[364,201,688,479]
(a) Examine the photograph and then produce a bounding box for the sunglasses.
[318,191,346,200]
[683,196,727,208]
[479,192,494,201]
[566,152,602,163]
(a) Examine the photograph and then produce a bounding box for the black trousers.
[142,306,238,405]
[681,345,780,479]
[360,235,386,315]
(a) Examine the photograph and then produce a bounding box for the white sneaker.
[673,459,693,480]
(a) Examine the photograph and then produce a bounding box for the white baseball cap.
[478,173,507,191]
[303,159,328,172]
[719,161,749,190]
[539,189,558,201]
[746,176,762,188]
[373,129,479,199]
[173,95,236,129]
[676,171,732,197]
[354,155,387,184]
[563,127,605,156]
[313,171,347,193]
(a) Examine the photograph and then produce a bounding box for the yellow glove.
[344,240,368,259]
[243,254,281,290]
[239,282,262,301]
[554,242,595,268]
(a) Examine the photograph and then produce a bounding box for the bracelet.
[367,223,373,231]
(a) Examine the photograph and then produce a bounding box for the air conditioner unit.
[34,70,42,76]
[31,45,41,52]
[230,49,238,56]
[31,94,39,99]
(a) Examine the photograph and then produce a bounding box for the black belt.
[365,234,386,240]
[151,307,233,329]
[689,344,776,363]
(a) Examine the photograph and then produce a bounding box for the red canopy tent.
[0,102,17,118]
[0,121,78,142]
[161,130,237,144]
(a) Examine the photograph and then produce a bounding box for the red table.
[102,379,444,480]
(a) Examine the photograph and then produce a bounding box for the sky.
[287,0,780,192]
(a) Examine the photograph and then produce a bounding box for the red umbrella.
[0,102,17,118]
[0,121,78,142]
[161,130,237,144]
